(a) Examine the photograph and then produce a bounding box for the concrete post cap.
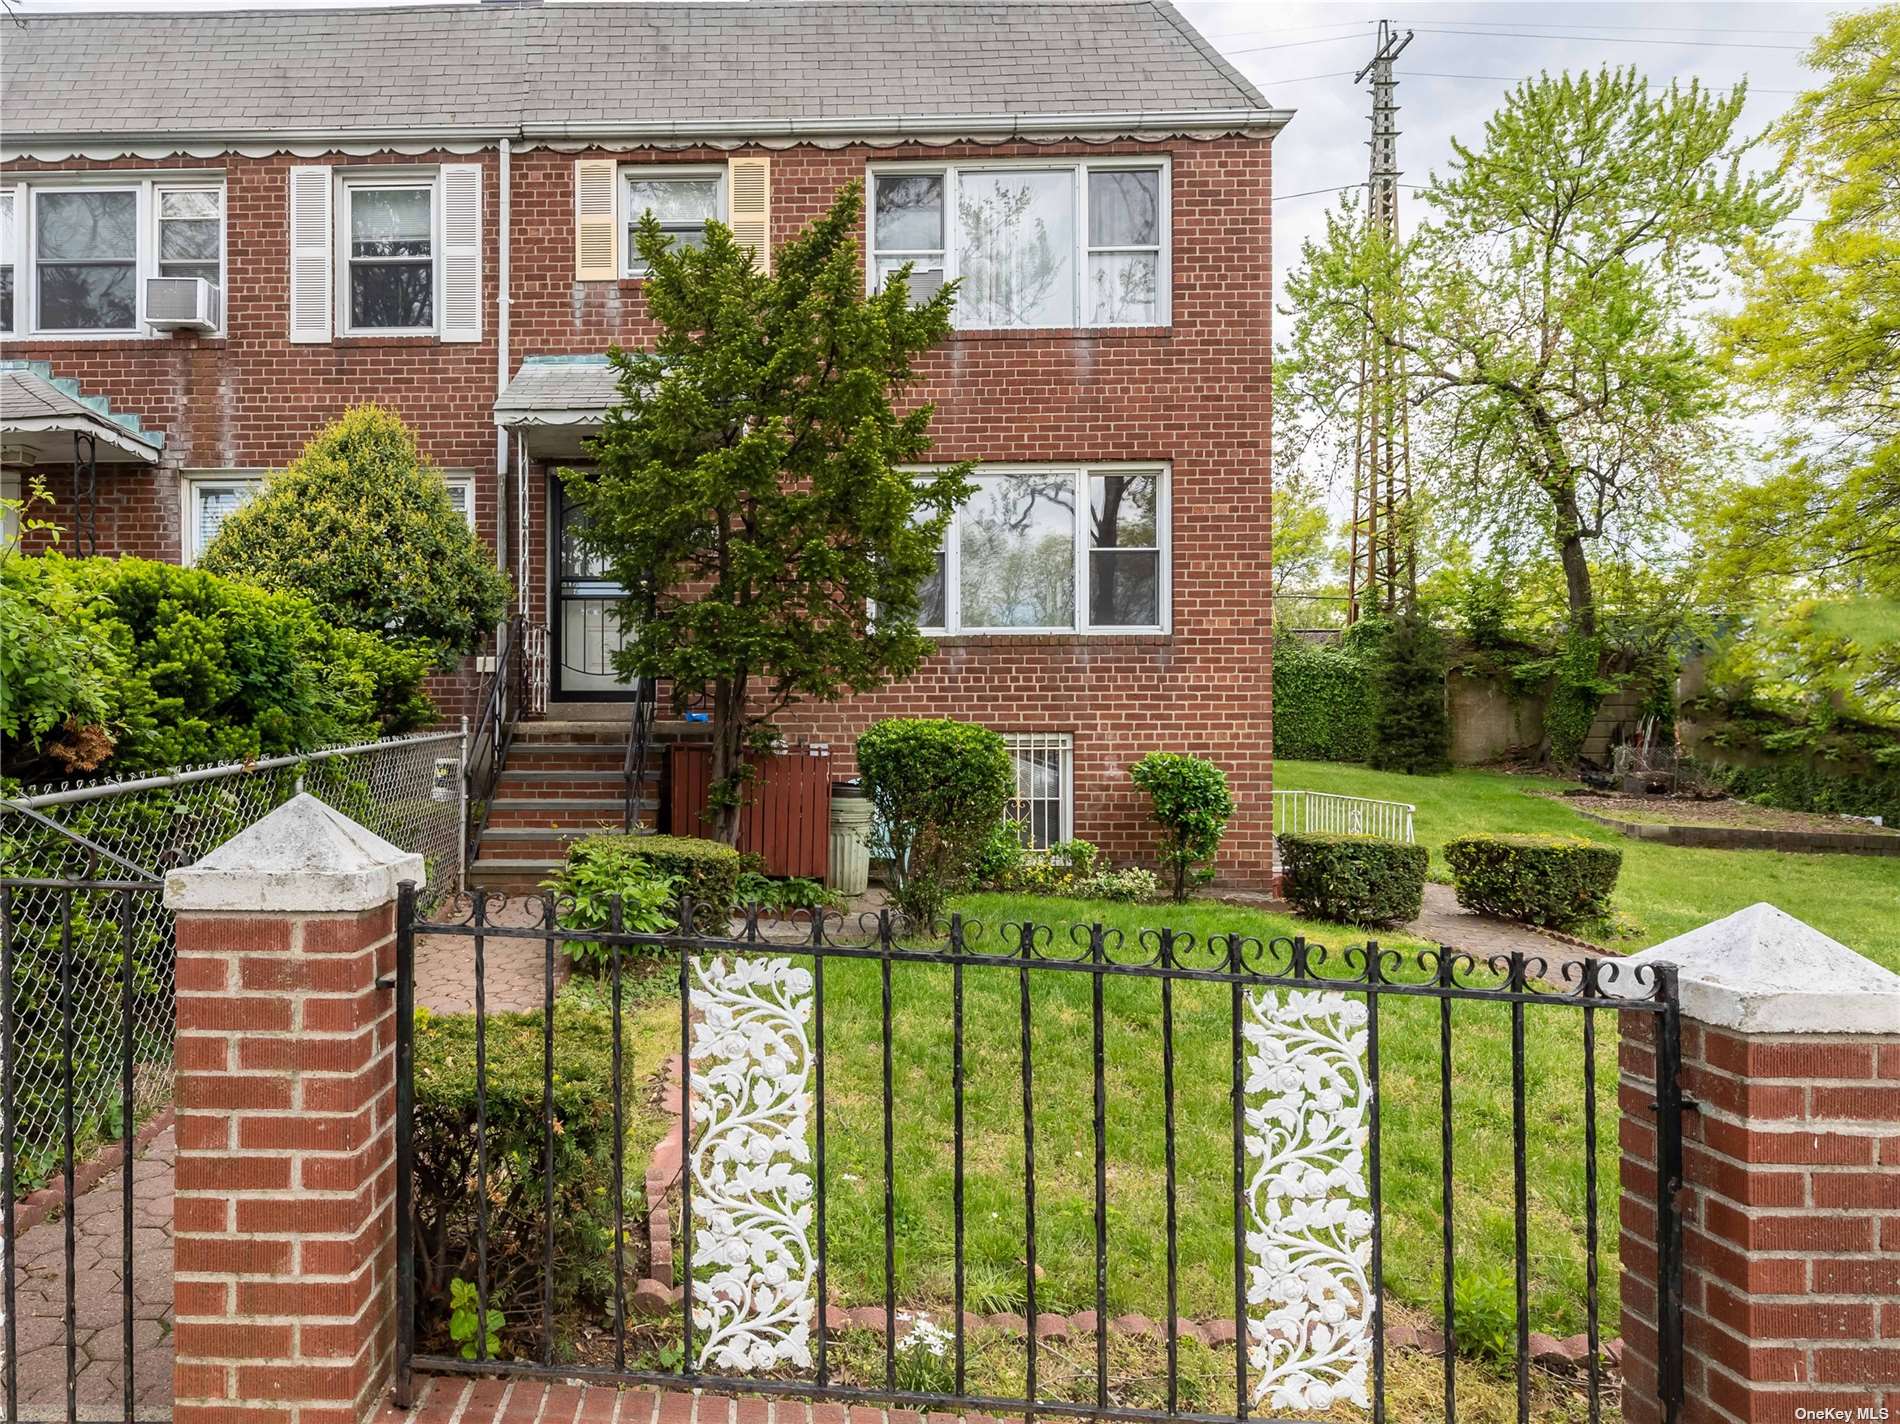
[1616,902,1900,1035]
[163,792,427,914]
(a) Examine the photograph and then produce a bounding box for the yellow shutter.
[574,159,618,281]
[727,157,771,273]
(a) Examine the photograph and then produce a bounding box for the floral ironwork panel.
[687,954,817,1373]
[1242,988,1376,1413]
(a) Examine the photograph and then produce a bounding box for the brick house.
[1,1,1288,885]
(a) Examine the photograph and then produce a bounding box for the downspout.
[495,136,513,581]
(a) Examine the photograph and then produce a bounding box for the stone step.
[485,799,645,828]
[503,745,630,772]
[494,772,655,798]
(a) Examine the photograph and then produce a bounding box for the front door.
[551,479,634,699]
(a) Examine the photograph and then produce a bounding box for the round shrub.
[1279,833,1428,927]
[1443,833,1622,929]
[201,404,509,662]
[857,717,1013,926]
[1130,751,1235,901]
[555,833,742,930]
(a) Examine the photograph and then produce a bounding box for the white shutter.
[440,164,483,342]
[727,157,771,273]
[574,159,618,281]
[287,165,332,343]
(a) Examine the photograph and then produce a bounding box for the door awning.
[493,355,621,460]
[0,361,165,465]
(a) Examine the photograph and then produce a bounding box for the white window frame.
[0,191,16,336]
[1,469,20,550]
[154,182,226,291]
[621,165,727,279]
[337,173,440,337]
[1003,732,1075,848]
[8,173,227,340]
[918,463,1170,636]
[866,156,1171,331]
[443,474,476,530]
[180,473,262,564]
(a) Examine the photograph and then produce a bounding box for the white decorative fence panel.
[1272,791,1416,871]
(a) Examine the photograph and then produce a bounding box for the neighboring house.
[0,1,1287,884]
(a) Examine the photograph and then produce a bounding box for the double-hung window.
[157,188,222,285]
[919,465,1169,634]
[4,177,226,337]
[623,167,725,277]
[343,179,435,334]
[34,188,139,333]
[0,193,15,333]
[868,159,1169,330]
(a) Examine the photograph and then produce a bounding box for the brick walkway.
[1408,882,1607,983]
[415,900,570,1014]
[381,1377,1006,1424]
[6,1126,174,1422]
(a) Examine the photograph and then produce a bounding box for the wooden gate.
[667,743,832,879]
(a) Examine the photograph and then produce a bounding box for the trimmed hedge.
[1279,833,1428,927]
[1272,636,1375,762]
[1443,833,1622,929]
[560,834,742,923]
[409,1000,630,1357]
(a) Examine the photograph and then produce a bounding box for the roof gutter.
[521,109,1295,141]
[1,107,1293,153]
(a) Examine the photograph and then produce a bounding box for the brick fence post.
[1618,902,1900,1424]
[163,793,423,1424]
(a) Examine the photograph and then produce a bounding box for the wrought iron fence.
[0,732,464,1199]
[395,890,1685,1424]
[0,875,169,1424]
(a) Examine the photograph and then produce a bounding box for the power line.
[1274,182,1424,204]
[1225,33,1379,56]
[1404,15,1822,39]
[1391,70,1806,96]
[1408,26,1807,53]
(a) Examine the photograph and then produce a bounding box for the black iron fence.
[0,874,171,1424]
[395,889,1685,1424]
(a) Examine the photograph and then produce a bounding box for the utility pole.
[1346,18,1417,624]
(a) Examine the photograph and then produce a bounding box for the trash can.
[827,784,875,896]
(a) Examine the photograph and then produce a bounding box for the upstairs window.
[868,160,1170,330]
[7,177,226,338]
[344,180,434,334]
[35,188,138,332]
[623,167,725,277]
[0,193,14,332]
[157,188,222,285]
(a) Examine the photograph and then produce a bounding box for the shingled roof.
[2,2,1278,145]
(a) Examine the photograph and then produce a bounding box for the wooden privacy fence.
[667,742,833,879]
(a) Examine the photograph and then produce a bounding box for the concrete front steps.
[469,717,663,892]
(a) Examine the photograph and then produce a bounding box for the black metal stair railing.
[465,613,523,864]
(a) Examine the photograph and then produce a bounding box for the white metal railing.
[1272,789,1416,869]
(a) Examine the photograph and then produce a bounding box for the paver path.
[381,1376,1023,1424]
[415,899,570,1014]
[1406,881,1609,986]
[6,1125,174,1423]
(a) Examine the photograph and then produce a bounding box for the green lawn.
[1279,758,1900,972]
[807,893,1620,1356]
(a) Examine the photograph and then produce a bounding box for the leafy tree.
[857,718,1013,926]
[1715,6,1900,719]
[1367,614,1452,776]
[568,182,970,843]
[201,404,509,662]
[1280,69,1788,638]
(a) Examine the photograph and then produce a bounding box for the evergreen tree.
[1369,614,1452,775]
[569,183,968,843]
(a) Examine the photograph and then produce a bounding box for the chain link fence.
[0,731,465,1192]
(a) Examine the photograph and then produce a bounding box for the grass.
[1278,759,1900,972]
[802,894,1622,1350]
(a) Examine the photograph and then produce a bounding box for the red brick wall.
[1619,1012,1900,1424]
[7,133,1274,880]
